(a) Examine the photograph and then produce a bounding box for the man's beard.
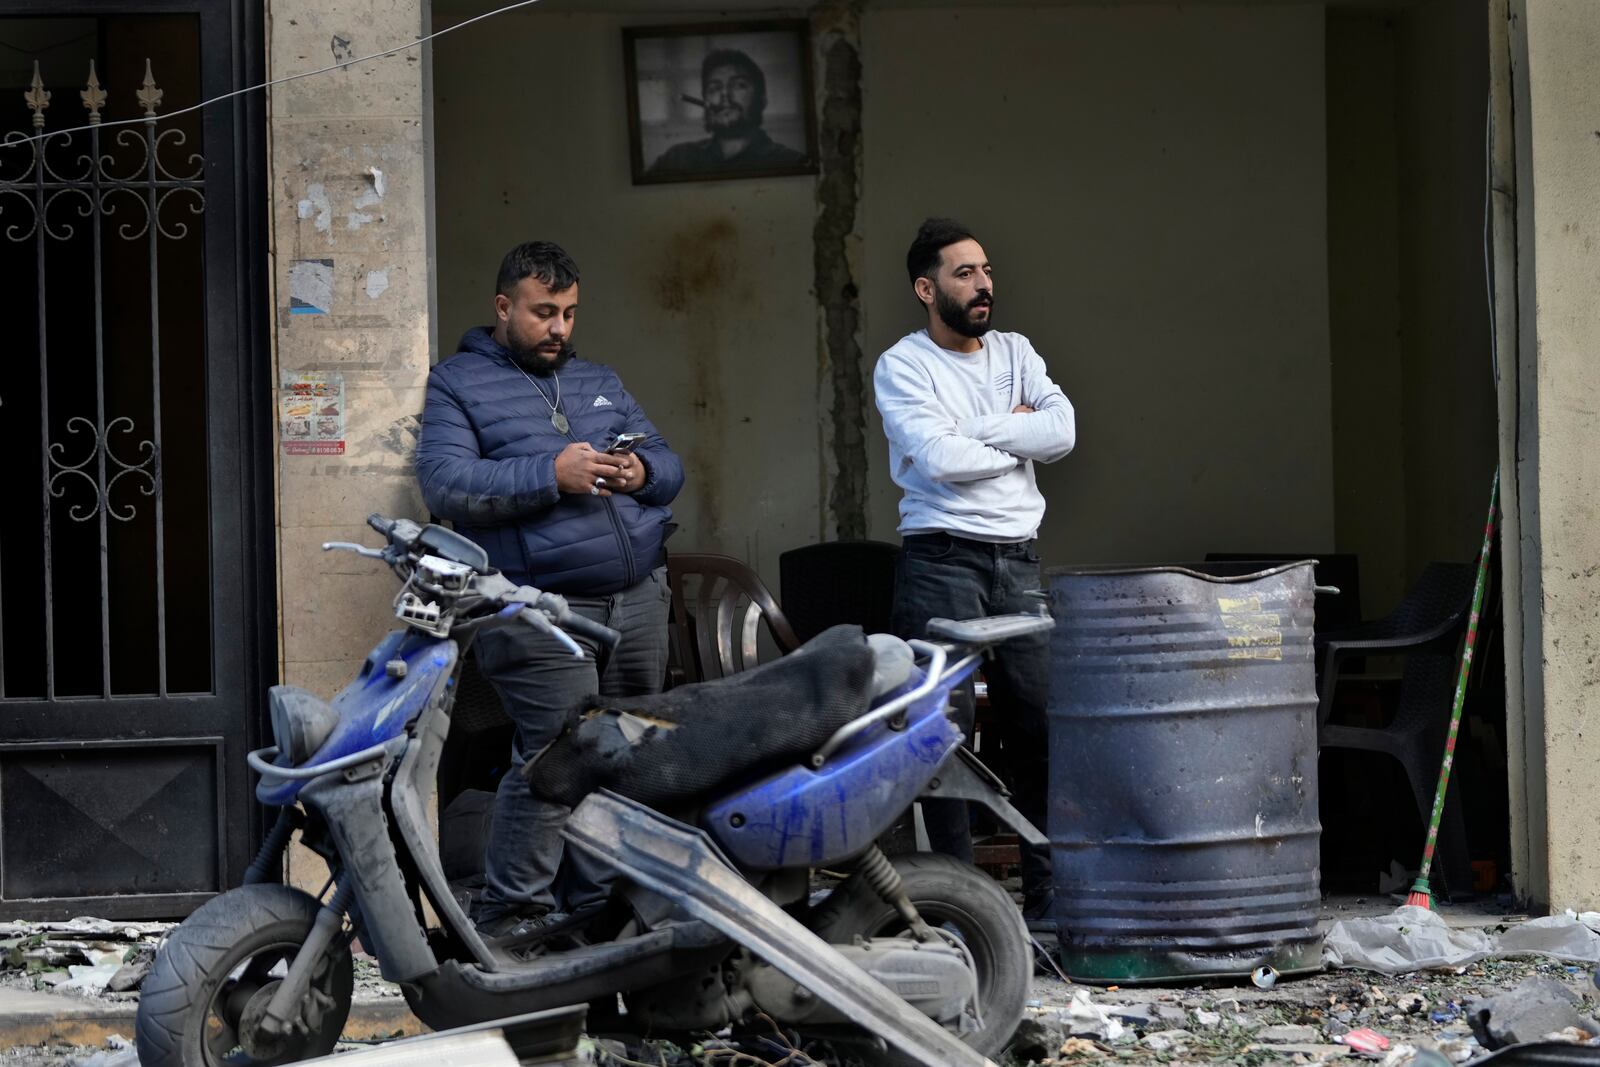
[935,286,994,339]
[704,105,760,139]
[506,327,575,376]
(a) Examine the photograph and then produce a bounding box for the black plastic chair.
[778,540,901,643]
[1316,561,1477,897]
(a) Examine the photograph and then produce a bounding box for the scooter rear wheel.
[809,852,1031,1059]
[136,884,353,1067]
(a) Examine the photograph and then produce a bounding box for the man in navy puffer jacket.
[416,241,683,941]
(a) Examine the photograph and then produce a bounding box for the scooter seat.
[524,624,878,809]
[866,632,915,698]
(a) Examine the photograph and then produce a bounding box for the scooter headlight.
[268,686,341,765]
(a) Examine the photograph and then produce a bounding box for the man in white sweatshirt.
[873,217,1076,923]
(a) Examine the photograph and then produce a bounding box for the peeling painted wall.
[269,1,432,689]
[435,0,1337,585]
[436,2,1336,584]
[267,0,435,885]
[430,8,820,588]
[859,4,1335,567]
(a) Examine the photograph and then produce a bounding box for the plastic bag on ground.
[1495,914,1600,964]
[1326,905,1600,975]
[1324,906,1495,975]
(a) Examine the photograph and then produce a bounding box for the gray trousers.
[473,566,671,924]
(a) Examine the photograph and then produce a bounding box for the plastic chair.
[779,540,901,643]
[666,553,800,685]
[1316,561,1477,897]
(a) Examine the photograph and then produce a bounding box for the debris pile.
[1004,955,1600,1067]
[0,918,170,1000]
[2,908,1599,1067]
[0,1033,139,1067]
[1467,976,1600,1050]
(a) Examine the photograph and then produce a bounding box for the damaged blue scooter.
[134,515,1050,1067]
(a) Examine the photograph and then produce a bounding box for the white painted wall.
[859,4,1335,569]
[431,8,820,586]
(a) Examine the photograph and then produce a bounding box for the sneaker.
[477,902,605,946]
[477,908,569,942]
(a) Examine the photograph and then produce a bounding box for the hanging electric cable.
[1,0,546,150]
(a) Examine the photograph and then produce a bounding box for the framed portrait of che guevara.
[623,20,820,185]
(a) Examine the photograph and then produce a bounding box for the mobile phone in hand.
[607,432,647,455]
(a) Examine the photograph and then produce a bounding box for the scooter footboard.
[400,923,729,1034]
[564,791,999,1067]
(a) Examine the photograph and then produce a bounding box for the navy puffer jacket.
[415,328,683,596]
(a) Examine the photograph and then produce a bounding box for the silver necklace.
[515,362,569,434]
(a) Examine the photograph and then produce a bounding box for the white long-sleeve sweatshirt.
[873,329,1075,542]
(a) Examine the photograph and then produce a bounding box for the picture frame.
[623,20,819,185]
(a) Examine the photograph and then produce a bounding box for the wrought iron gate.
[0,4,271,919]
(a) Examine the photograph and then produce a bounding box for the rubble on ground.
[0,919,172,1002]
[1004,955,1600,1067]
[2,908,1598,1066]
[1467,976,1600,1050]
[0,915,401,1009]
[0,1033,137,1067]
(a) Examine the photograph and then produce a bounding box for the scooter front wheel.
[136,884,353,1067]
[809,852,1031,1059]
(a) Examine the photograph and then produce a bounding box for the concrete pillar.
[265,0,434,886]
[1506,0,1600,911]
[812,0,868,541]
[1488,0,1531,906]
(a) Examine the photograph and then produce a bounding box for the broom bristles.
[1406,878,1432,910]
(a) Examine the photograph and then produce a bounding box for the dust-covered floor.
[4,902,1598,1067]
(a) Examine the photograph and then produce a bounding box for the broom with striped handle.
[1407,466,1499,910]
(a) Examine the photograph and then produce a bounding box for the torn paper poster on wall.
[288,258,334,314]
[281,371,345,455]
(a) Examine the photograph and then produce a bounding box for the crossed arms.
[873,344,1076,484]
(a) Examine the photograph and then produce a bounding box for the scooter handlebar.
[554,611,623,652]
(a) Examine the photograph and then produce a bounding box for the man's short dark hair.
[702,48,767,117]
[906,218,978,285]
[496,240,579,297]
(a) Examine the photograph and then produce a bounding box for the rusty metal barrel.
[1047,562,1323,983]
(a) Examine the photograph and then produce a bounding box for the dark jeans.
[474,566,671,924]
[892,533,1053,901]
